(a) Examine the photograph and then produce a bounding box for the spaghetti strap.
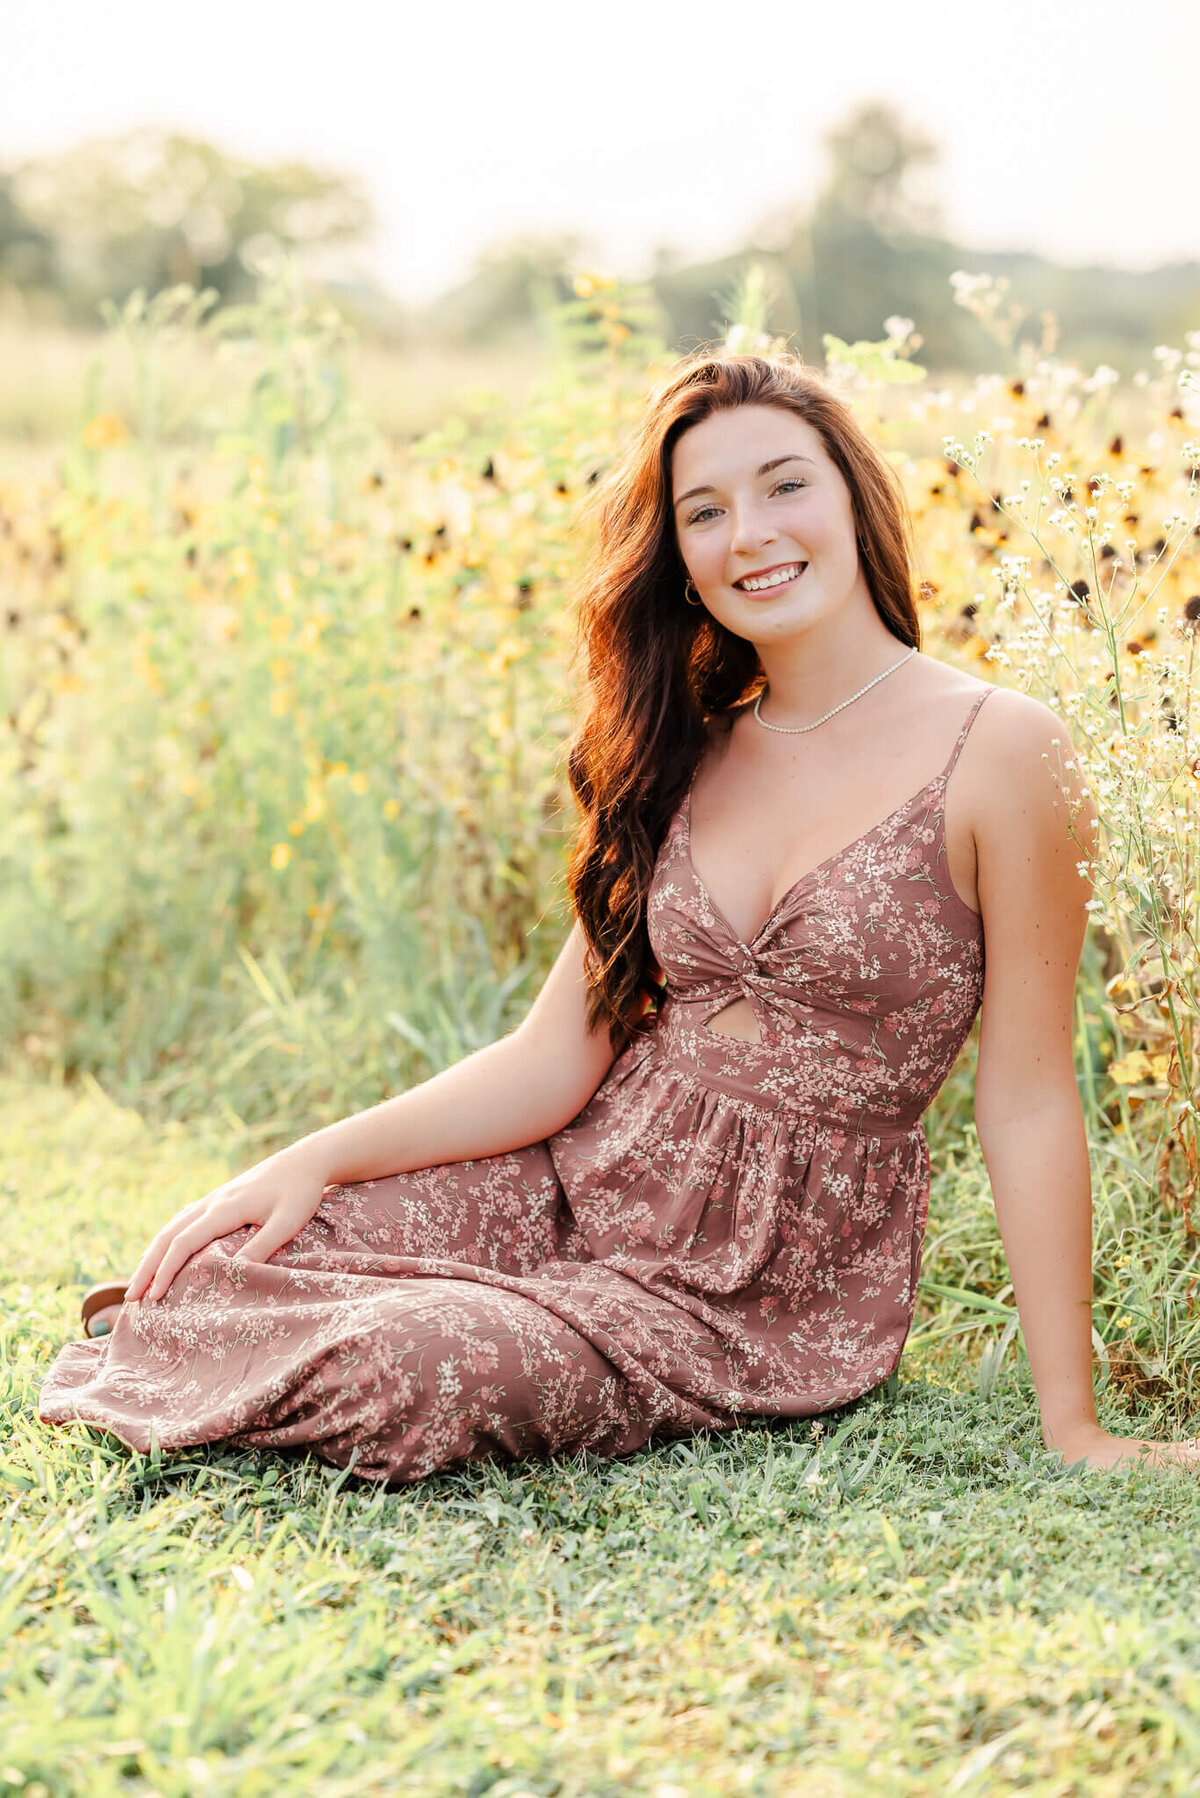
[941,687,994,782]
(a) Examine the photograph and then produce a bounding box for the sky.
[3,0,1198,305]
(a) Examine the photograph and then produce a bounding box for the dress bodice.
[645,687,994,1134]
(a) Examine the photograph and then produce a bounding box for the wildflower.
[83,412,129,451]
[349,772,369,795]
[486,637,529,676]
[383,798,400,819]
[1107,1052,1155,1083]
[276,573,298,604]
[1115,1315,1133,1331]
[269,689,290,718]
[230,547,256,583]
[270,843,291,870]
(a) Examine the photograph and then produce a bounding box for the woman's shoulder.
[957,675,1068,745]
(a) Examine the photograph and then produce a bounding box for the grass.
[5,1071,1200,1796]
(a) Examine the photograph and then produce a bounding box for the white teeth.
[737,563,806,593]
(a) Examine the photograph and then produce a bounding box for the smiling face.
[670,402,866,641]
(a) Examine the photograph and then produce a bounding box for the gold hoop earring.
[684,577,702,608]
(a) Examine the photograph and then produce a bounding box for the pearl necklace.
[752,647,918,734]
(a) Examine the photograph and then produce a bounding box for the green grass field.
[5,1071,1200,1797]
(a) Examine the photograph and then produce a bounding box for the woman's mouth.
[733,561,808,596]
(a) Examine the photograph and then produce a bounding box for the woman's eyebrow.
[673,454,816,509]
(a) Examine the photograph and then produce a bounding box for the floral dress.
[38,688,995,1485]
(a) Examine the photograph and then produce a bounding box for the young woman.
[39,352,1200,1482]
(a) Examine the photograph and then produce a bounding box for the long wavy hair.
[563,350,924,1056]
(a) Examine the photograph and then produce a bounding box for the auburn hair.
[562,349,923,1055]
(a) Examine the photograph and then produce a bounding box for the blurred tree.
[0,174,58,295]
[416,232,585,347]
[819,99,944,237]
[8,128,375,322]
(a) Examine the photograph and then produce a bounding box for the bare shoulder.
[967,683,1099,857]
[969,684,1086,789]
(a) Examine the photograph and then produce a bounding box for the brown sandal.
[80,1281,130,1339]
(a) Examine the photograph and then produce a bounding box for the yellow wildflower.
[230,547,256,583]
[270,843,291,870]
[287,820,305,837]
[133,647,165,696]
[269,689,290,718]
[304,789,327,822]
[486,637,528,676]
[485,710,510,739]
[83,412,129,451]
[1107,1052,1156,1085]
[276,572,298,604]
[382,798,400,819]
[349,772,369,795]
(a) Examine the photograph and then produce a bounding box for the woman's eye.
[685,478,807,526]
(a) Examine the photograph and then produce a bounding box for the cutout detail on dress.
[704,996,763,1043]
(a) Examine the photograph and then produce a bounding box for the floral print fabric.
[38,688,994,1486]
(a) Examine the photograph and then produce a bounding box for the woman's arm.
[125,921,625,1302]
[970,693,1200,1473]
[286,920,621,1185]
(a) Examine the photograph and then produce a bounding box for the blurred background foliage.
[3,100,1199,412]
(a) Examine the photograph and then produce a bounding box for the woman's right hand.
[124,1144,336,1305]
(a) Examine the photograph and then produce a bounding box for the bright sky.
[3,0,1197,304]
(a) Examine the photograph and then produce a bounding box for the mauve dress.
[38,688,994,1485]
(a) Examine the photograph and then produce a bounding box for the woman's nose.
[728,503,773,551]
